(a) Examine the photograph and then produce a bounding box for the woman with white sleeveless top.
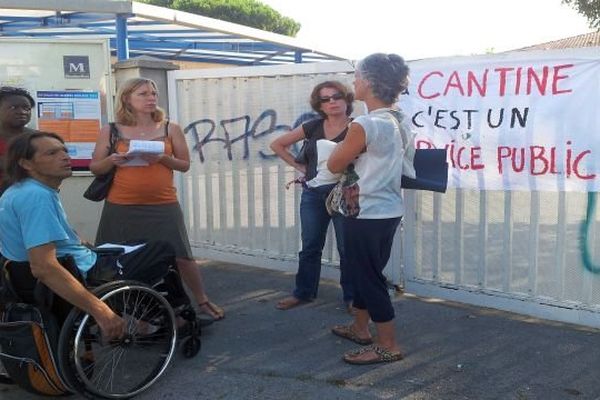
[328,53,413,365]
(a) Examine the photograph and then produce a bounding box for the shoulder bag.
[388,110,449,193]
[293,119,322,165]
[83,123,119,202]
[293,139,309,164]
[327,111,449,215]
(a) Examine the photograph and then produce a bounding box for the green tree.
[562,0,600,29]
[139,0,301,36]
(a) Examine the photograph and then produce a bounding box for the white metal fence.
[168,62,600,328]
[403,189,600,327]
[168,62,356,276]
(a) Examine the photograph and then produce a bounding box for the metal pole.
[116,14,129,61]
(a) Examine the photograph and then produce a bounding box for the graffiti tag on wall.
[183,110,317,162]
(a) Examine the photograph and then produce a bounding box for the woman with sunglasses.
[270,80,355,312]
[0,87,36,192]
[327,53,411,365]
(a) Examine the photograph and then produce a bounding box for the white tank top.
[339,108,415,219]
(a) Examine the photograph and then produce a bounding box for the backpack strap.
[165,120,170,137]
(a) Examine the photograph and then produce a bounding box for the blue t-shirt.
[0,178,97,272]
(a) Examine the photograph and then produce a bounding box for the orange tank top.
[107,123,178,205]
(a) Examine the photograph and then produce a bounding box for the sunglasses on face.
[319,93,345,104]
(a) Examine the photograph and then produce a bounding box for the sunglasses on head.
[319,93,344,103]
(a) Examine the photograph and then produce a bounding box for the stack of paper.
[122,140,165,166]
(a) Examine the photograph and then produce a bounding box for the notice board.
[0,38,113,169]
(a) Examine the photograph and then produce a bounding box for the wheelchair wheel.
[57,281,177,399]
[181,335,201,358]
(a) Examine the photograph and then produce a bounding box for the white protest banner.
[400,47,600,192]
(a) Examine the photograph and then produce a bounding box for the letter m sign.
[63,56,90,79]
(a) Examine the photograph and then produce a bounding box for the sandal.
[331,324,373,345]
[275,296,308,310]
[343,344,404,365]
[345,301,356,315]
[198,301,224,321]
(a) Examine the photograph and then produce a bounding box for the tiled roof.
[514,30,600,51]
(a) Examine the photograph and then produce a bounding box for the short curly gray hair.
[356,53,409,104]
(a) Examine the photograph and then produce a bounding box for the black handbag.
[83,123,118,202]
[294,139,309,164]
[401,149,448,193]
[389,109,449,193]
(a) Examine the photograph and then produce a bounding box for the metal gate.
[403,189,600,327]
[168,62,356,279]
[168,62,600,328]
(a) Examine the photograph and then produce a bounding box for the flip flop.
[331,324,373,345]
[343,344,404,365]
[198,301,225,320]
[275,296,308,310]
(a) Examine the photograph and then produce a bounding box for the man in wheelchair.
[0,131,201,398]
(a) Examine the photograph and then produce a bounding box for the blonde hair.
[115,78,165,125]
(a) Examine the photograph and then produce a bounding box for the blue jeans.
[293,184,353,302]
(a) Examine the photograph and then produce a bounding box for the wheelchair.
[0,253,202,399]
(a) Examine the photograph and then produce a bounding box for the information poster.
[37,90,101,168]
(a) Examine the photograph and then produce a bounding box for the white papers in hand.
[123,140,165,167]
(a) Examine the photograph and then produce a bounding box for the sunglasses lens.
[320,93,344,103]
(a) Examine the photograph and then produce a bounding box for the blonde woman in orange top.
[90,77,224,322]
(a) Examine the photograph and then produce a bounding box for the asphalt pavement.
[2,260,600,400]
